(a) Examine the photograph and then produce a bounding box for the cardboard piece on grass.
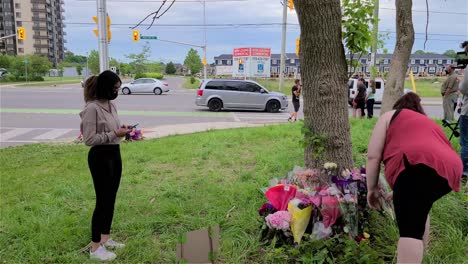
[176,226,220,264]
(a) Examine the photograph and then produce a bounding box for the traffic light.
[295,38,300,56]
[132,30,140,42]
[238,59,244,71]
[17,27,26,40]
[238,58,243,65]
[287,0,294,10]
[92,15,111,42]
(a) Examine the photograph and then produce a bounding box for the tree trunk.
[380,0,415,114]
[294,0,354,172]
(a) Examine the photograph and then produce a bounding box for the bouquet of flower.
[259,163,392,246]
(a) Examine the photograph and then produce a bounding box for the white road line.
[0,128,35,141]
[232,113,241,122]
[33,129,73,140]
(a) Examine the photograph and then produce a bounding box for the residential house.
[347,53,454,77]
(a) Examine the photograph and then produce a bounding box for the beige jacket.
[441,72,459,95]
[80,100,121,146]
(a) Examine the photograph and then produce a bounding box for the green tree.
[294,0,353,170]
[342,0,377,77]
[126,43,151,75]
[88,50,100,74]
[443,49,457,58]
[64,51,87,64]
[119,62,131,75]
[9,55,52,79]
[414,50,426,55]
[109,58,119,68]
[165,61,177,74]
[0,54,13,69]
[146,62,165,73]
[76,64,83,75]
[184,48,203,75]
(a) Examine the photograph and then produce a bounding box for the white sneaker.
[103,239,125,249]
[90,246,116,261]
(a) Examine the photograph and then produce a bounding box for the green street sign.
[140,35,158,40]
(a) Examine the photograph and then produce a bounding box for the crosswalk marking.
[0,128,35,141]
[33,129,73,140]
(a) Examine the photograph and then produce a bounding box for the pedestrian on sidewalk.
[288,79,301,122]
[80,71,131,261]
[353,78,367,118]
[441,65,459,121]
[366,80,376,118]
[366,92,462,264]
[458,43,468,177]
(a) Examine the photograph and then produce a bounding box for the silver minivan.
[195,79,288,112]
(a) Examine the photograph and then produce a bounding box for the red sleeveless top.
[383,109,462,192]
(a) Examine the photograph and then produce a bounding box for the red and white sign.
[251,48,271,57]
[232,47,271,78]
[233,48,251,57]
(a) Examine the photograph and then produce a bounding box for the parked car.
[120,78,169,95]
[196,79,288,112]
[348,78,385,105]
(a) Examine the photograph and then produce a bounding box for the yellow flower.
[363,232,371,239]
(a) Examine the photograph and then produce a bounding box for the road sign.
[140,36,158,40]
[92,15,111,42]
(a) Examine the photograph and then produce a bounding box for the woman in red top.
[366,93,462,264]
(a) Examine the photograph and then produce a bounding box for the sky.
[63,0,468,64]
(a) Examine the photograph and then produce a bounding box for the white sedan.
[120,78,169,95]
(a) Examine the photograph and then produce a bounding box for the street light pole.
[86,51,89,76]
[97,0,109,73]
[279,0,288,91]
[203,0,207,80]
[370,0,379,83]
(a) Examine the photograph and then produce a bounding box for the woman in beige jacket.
[80,71,131,261]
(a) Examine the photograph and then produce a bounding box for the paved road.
[0,76,446,148]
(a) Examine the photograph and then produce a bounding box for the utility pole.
[86,51,89,76]
[203,0,207,80]
[370,0,379,83]
[97,0,109,73]
[279,0,288,91]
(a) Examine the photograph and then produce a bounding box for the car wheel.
[208,98,223,112]
[154,88,162,95]
[266,100,280,113]
[122,87,131,95]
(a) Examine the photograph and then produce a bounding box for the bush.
[134,72,164,80]
[190,76,196,84]
[0,74,17,82]
[30,76,44,81]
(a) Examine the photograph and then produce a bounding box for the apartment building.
[0,0,65,66]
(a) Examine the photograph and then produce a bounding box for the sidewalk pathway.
[142,122,265,140]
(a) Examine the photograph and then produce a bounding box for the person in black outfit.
[288,79,301,122]
[353,78,367,118]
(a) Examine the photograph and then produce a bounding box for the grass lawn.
[183,77,201,89]
[255,78,447,98]
[0,121,466,263]
[9,76,83,87]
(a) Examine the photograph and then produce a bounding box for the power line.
[380,7,468,15]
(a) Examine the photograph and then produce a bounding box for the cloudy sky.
[64,0,468,63]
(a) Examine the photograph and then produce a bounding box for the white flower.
[324,162,338,170]
[342,169,351,177]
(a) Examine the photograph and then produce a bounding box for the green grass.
[10,76,83,87]
[405,78,447,98]
[0,122,466,263]
[183,77,201,89]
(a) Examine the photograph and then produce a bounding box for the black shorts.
[292,101,300,112]
[393,163,451,240]
[355,99,365,110]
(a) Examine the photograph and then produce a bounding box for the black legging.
[366,99,375,118]
[88,144,122,243]
[393,162,451,240]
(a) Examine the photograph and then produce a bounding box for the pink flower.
[265,211,291,231]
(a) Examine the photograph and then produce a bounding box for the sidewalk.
[421,97,442,105]
[142,122,264,140]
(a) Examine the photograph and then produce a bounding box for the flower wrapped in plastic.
[287,199,312,245]
[265,184,297,211]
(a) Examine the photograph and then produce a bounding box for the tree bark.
[294,0,354,172]
[380,0,415,114]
